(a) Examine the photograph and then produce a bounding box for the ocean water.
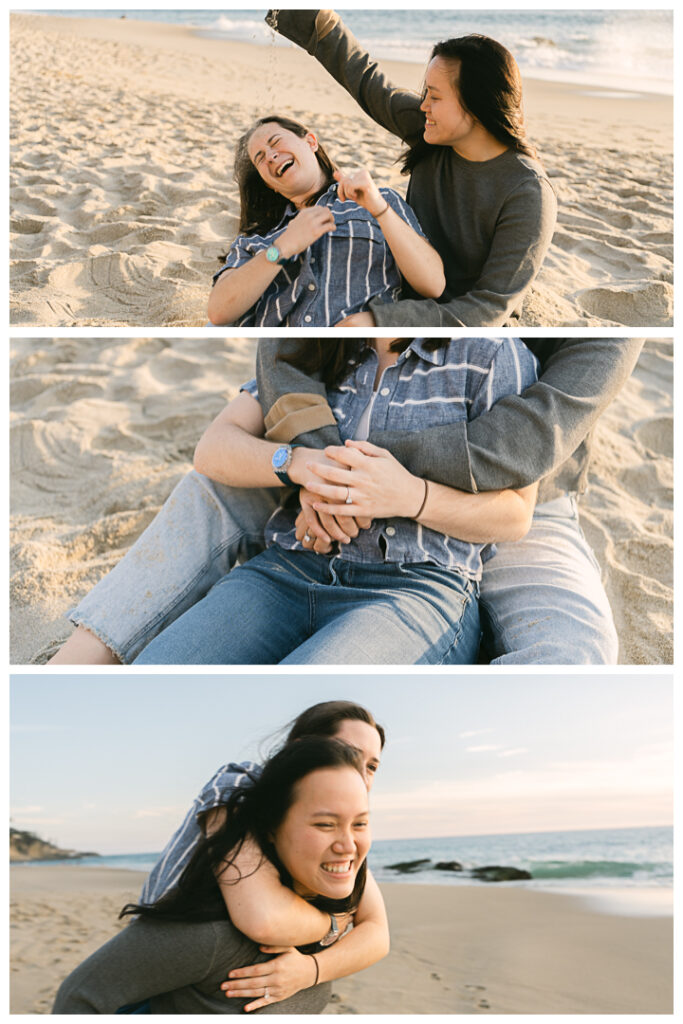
[44,9,672,95]
[26,825,672,913]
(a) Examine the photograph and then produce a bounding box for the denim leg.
[480,497,619,665]
[69,471,278,663]
[132,548,321,665]
[281,562,481,666]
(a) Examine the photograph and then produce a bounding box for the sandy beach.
[10,13,673,327]
[9,339,672,665]
[9,865,672,1014]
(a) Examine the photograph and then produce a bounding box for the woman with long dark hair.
[206,114,444,326]
[53,736,373,1014]
[127,338,539,665]
[266,11,557,328]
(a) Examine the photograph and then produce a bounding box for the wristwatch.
[319,914,340,947]
[265,245,285,264]
[271,443,302,486]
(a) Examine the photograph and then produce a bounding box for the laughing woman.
[53,737,374,1014]
[207,115,444,326]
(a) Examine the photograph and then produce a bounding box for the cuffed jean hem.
[66,472,277,663]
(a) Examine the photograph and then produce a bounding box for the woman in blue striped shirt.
[132,338,539,665]
[207,115,445,326]
[53,737,375,1014]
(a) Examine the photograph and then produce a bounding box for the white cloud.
[458,729,492,739]
[497,748,529,758]
[466,744,501,753]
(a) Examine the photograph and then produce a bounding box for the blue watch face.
[272,446,289,469]
[265,245,281,264]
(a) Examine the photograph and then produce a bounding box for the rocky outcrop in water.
[384,857,531,881]
[471,865,532,882]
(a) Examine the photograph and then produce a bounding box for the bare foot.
[47,626,121,665]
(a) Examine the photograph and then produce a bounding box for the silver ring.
[264,988,270,1001]
[345,486,353,505]
[303,532,311,543]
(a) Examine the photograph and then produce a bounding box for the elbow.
[505,505,535,542]
[206,297,227,327]
[193,436,212,477]
[230,907,283,947]
[419,269,446,299]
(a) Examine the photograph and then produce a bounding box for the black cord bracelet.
[309,953,320,986]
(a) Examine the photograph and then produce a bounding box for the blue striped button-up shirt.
[245,339,538,579]
[140,761,261,904]
[214,183,425,327]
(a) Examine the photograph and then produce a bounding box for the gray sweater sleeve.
[266,10,424,143]
[52,918,227,1013]
[255,339,644,492]
[370,176,558,328]
[371,339,645,489]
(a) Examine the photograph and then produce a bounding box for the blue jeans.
[133,546,480,665]
[69,471,618,665]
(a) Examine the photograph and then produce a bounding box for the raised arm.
[267,10,424,143]
[334,171,444,299]
[256,339,645,495]
[369,176,557,327]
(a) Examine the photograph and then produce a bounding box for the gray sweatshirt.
[52,916,330,1014]
[267,9,557,327]
[255,339,645,504]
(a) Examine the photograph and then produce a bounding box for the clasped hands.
[294,439,424,553]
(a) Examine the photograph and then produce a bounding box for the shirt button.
[307,283,316,292]
[380,387,390,396]
[304,315,312,323]
[385,526,396,537]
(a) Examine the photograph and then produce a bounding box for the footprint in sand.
[578,281,672,326]
[634,417,673,459]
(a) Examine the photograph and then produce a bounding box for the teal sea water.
[25,825,673,910]
[42,9,672,95]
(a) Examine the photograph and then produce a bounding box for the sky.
[10,673,673,855]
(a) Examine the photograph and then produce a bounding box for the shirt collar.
[278,182,338,228]
[406,339,449,365]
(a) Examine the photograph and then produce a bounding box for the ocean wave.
[528,859,669,880]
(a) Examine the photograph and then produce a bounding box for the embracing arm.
[370,177,557,327]
[304,440,538,543]
[204,809,333,948]
[267,10,424,143]
[222,872,390,1012]
[313,870,390,983]
[258,339,645,493]
[193,390,336,490]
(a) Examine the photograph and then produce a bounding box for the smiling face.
[420,56,475,149]
[333,719,383,791]
[273,766,370,900]
[247,122,327,203]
